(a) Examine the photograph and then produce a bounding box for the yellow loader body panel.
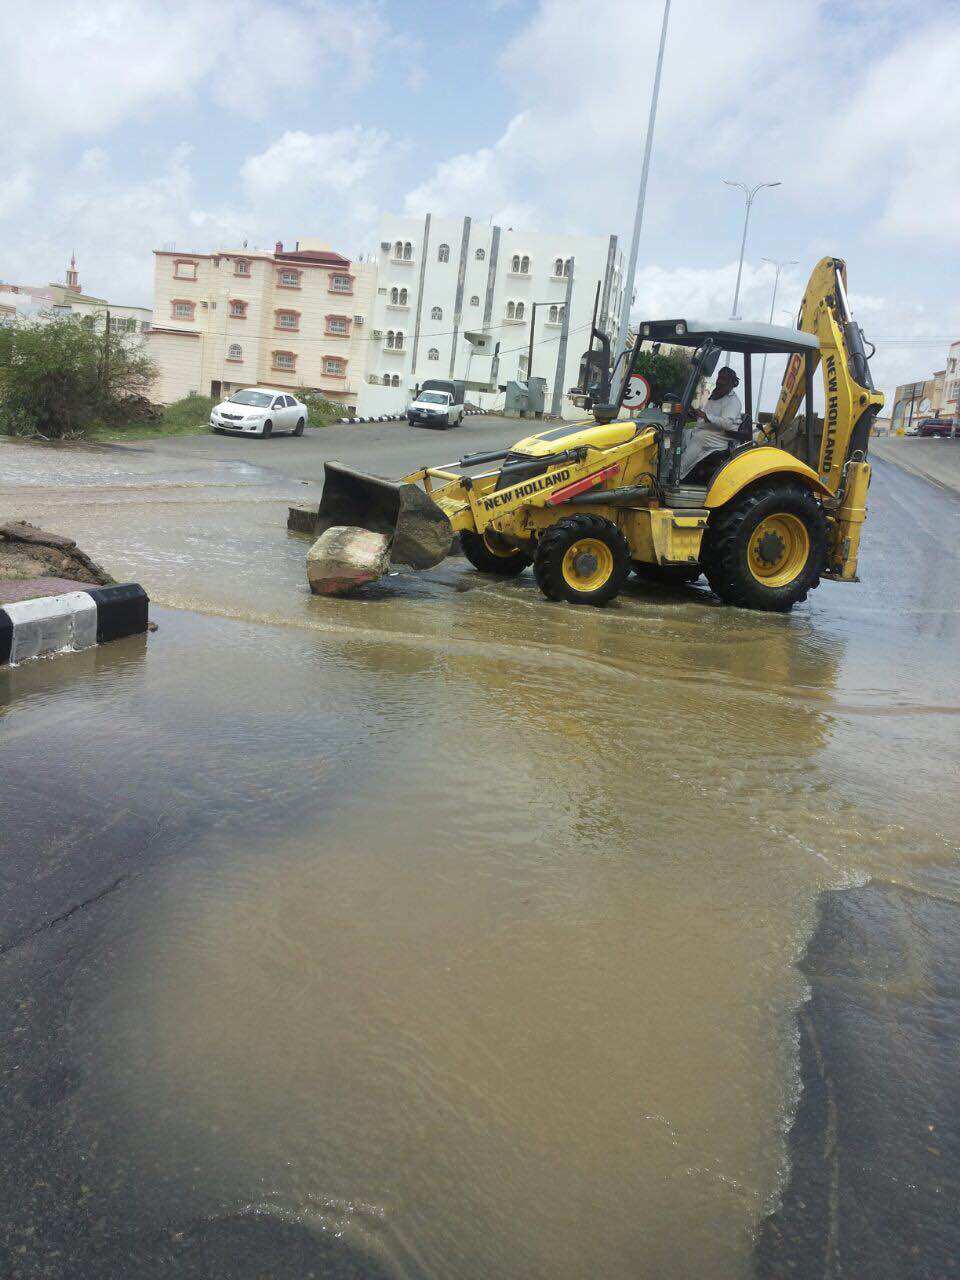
[705,447,833,508]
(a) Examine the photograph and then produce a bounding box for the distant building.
[147,240,376,406]
[360,215,624,418]
[0,255,151,334]
[891,370,946,431]
[942,341,960,421]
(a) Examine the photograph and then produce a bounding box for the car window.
[284,396,296,407]
[229,390,272,407]
[273,398,284,409]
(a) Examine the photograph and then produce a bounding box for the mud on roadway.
[1,423,959,1279]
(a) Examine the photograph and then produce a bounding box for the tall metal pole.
[755,257,797,417]
[527,303,537,386]
[551,261,575,418]
[723,179,781,319]
[613,0,671,399]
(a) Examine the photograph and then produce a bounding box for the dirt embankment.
[872,437,960,495]
[0,521,113,586]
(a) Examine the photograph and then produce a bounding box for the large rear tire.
[701,481,826,611]
[533,514,631,606]
[460,529,531,576]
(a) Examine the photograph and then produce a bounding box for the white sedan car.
[211,388,307,437]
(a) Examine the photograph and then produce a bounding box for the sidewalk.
[871,436,960,495]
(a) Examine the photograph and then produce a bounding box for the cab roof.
[638,318,819,355]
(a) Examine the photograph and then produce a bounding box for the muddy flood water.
[2,436,959,1277]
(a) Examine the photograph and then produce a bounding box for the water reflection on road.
[1,444,959,1278]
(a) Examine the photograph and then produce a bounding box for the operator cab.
[604,319,821,502]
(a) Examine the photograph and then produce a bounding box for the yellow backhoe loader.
[311,257,883,611]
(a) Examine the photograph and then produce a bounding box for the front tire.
[701,481,826,611]
[460,529,531,576]
[261,420,273,438]
[294,418,305,436]
[533,514,631,606]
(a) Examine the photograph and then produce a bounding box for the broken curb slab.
[0,582,149,665]
[306,526,392,596]
[0,521,113,585]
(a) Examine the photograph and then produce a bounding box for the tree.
[0,311,157,438]
[628,345,694,403]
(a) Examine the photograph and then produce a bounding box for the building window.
[140,320,151,333]
[277,268,301,288]
[476,247,485,261]
[382,373,391,385]
[515,301,525,320]
[558,303,565,321]
[506,301,515,319]
[470,295,479,306]
[511,255,521,272]
[326,315,350,336]
[431,306,442,321]
[563,258,572,276]
[521,255,530,273]
[272,350,296,371]
[438,243,450,263]
[227,343,243,361]
[394,240,403,259]
[234,259,251,277]
[229,299,247,319]
[173,259,198,280]
[554,257,564,276]
[171,299,195,321]
[392,374,400,387]
[109,316,137,333]
[330,273,353,294]
[549,305,558,323]
[275,309,300,331]
[323,356,346,377]
[428,347,439,360]
[403,241,412,260]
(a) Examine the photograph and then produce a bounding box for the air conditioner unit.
[353,315,364,325]
[371,329,382,338]
[380,241,392,252]
[377,287,388,296]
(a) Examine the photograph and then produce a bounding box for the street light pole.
[613,0,671,400]
[723,179,781,320]
[755,257,797,418]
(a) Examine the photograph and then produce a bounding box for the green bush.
[0,311,157,439]
[158,394,216,430]
[629,346,694,403]
[300,393,349,426]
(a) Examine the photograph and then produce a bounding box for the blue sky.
[2,0,958,404]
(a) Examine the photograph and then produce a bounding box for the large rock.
[0,521,113,585]
[306,525,392,596]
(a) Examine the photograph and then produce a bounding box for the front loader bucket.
[316,462,454,570]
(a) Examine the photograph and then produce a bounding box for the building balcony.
[386,303,410,311]
[390,257,415,266]
[506,271,531,279]
[383,344,406,354]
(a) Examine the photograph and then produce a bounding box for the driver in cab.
[680,365,743,479]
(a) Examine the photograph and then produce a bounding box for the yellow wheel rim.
[561,538,614,592]
[482,531,518,558]
[748,513,810,587]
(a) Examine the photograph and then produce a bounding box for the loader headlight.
[642,323,651,336]
[675,321,686,335]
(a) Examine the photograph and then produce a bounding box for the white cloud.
[0,169,33,219]
[242,127,390,198]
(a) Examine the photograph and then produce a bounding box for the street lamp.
[723,179,781,320]
[524,299,564,417]
[755,257,797,417]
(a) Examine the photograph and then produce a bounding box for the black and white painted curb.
[0,583,149,666]
[334,408,491,425]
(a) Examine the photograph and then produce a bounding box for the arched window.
[431,306,442,320]
[554,258,563,276]
[511,254,521,272]
[520,255,530,274]
[470,295,479,306]
[476,248,485,261]
[399,287,408,305]
[390,286,399,304]
[403,241,412,260]
[558,303,566,322]
[382,373,391,385]
[386,330,395,348]
[391,374,400,387]
[515,301,525,320]
[428,347,439,361]
[548,305,558,323]
[227,343,243,360]
[394,331,404,349]
[506,301,515,319]
[563,258,572,276]
[438,243,450,263]
[394,241,403,259]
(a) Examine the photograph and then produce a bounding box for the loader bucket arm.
[316,462,453,570]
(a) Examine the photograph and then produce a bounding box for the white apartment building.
[357,215,624,418]
[0,256,151,334]
[147,239,376,405]
[943,340,960,420]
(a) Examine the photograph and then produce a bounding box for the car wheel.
[294,418,305,436]
[261,420,273,438]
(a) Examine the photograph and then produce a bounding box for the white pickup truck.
[407,380,466,429]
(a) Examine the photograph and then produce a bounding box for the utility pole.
[755,258,797,418]
[723,179,781,319]
[613,0,671,400]
[103,309,111,394]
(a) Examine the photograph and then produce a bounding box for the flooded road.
[1,430,959,1277]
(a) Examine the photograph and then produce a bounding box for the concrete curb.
[0,582,149,666]
[334,408,490,425]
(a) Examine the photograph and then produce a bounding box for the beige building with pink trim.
[148,238,376,406]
